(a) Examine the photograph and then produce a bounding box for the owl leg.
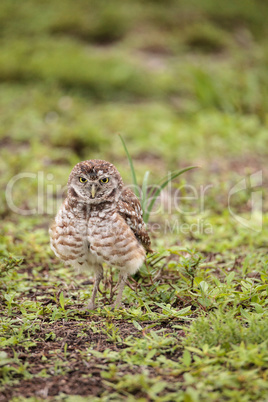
[86,265,103,310]
[112,273,128,308]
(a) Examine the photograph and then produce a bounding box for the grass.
[0,0,268,400]
[1,221,268,400]
[119,133,197,221]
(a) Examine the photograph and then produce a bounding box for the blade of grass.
[118,134,198,222]
[146,167,198,201]
[141,170,150,212]
[118,134,139,197]
[143,166,198,223]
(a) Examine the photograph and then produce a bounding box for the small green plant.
[119,134,197,223]
[0,256,23,276]
[183,310,268,351]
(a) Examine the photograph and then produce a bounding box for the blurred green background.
[0,0,267,229]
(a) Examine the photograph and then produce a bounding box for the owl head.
[67,159,124,204]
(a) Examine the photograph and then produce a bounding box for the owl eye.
[100,177,109,184]
[79,177,87,183]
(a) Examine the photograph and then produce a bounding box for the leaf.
[182,349,191,367]
[155,302,192,317]
[118,134,139,197]
[184,346,204,356]
[175,306,193,316]
[59,291,65,310]
[251,303,264,314]
[241,280,252,290]
[240,308,251,320]
[147,349,157,360]
[199,281,209,294]
[132,320,143,330]
[141,170,150,213]
[226,271,235,285]
[149,381,167,396]
[0,336,18,347]
[0,351,8,360]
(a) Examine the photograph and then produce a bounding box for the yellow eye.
[79,177,87,183]
[100,177,109,184]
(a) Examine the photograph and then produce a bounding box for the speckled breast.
[88,210,146,274]
[49,200,89,267]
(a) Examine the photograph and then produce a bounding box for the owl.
[49,159,152,309]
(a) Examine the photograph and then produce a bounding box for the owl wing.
[117,187,153,253]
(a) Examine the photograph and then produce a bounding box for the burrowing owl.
[49,159,152,309]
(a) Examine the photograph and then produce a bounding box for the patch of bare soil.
[0,315,185,401]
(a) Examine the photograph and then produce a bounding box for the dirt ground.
[0,260,188,401]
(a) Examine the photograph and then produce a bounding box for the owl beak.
[91,184,97,198]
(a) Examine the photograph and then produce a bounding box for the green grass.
[1,220,268,401]
[0,0,268,400]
